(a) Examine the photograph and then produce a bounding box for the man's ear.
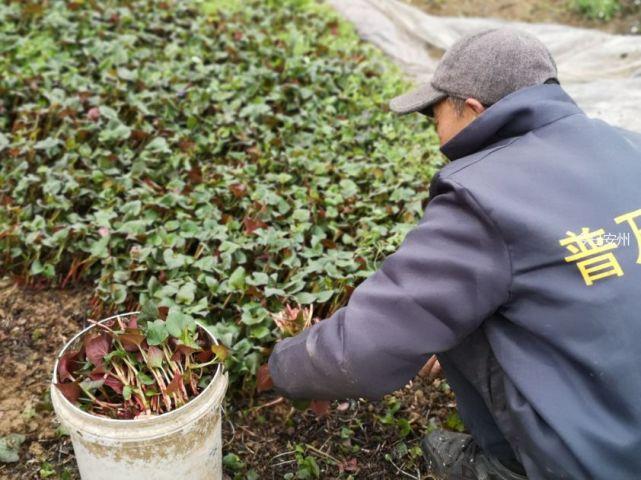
[465,98,486,116]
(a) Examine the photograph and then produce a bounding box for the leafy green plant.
[55,312,225,418]
[285,444,321,479]
[445,411,466,433]
[377,397,413,437]
[0,0,441,387]
[571,0,620,20]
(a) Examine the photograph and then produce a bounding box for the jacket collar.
[440,84,583,161]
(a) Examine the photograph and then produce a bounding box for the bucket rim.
[51,311,224,425]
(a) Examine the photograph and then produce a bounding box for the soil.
[0,283,457,479]
[405,0,641,34]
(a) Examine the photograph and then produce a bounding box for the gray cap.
[389,28,558,115]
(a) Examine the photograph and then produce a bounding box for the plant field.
[0,0,442,389]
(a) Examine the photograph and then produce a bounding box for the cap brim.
[389,83,447,115]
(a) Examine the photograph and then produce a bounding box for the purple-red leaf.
[171,344,198,362]
[147,346,164,369]
[243,216,267,234]
[85,332,111,367]
[89,364,106,378]
[196,349,213,363]
[104,375,123,394]
[57,350,83,382]
[56,382,82,404]
[118,329,145,352]
[127,316,138,329]
[164,372,183,395]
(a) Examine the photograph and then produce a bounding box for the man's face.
[432,98,485,146]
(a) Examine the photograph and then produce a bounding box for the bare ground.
[405,0,641,34]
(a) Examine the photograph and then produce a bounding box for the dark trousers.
[436,329,522,467]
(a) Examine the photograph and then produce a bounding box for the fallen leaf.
[339,458,359,473]
[310,399,330,417]
[256,364,273,393]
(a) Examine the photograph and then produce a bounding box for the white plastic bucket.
[51,312,228,480]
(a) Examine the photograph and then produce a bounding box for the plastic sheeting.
[329,0,641,131]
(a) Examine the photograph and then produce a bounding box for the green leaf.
[0,133,9,151]
[140,300,159,322]
[146,137,171,153]
[228,266,246,291]
[194,256,216,271]
[248,272,269,286]
[137,372,156,385]
[294,292,316,304]
[445,411,466,433]
[34,137,61,150]
[223,452,245,471]
[176,282,196,304]
[316,290,334,302]
[292,208,310,222]
[163,249,189,269]
[145,320,169,346]
[99,123,131,142]
[166,309,195,338]
[111,284,128,304]
[30,260,44,275]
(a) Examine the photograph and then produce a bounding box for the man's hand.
[419,355,442,381]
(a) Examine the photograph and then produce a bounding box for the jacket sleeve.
[268,179,512,400]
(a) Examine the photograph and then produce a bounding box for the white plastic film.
[329,0,641,131]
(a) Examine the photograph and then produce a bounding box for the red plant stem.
[88,318,116,333]
[137,344,149,364]
[149,367,172,412]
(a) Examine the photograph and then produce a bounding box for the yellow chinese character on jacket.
[614,208,641,264]
[559,228,624,286]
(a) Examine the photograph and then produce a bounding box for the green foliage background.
[0,0,442,387]
[571,0,620,20]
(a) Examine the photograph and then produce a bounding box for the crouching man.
[269,28,641,480]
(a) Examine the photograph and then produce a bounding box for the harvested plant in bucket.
[51,311,229,480]
[55,310,227,419]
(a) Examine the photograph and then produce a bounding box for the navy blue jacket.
[269,84,641,479]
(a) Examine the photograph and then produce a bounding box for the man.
[268,28,641,479]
